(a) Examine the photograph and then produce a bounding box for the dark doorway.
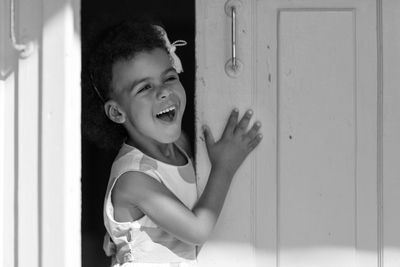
[81,1,195,266]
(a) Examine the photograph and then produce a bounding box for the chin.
[155,129,181,144]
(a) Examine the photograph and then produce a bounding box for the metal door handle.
[231,6,237,70]
[224,0,243,78]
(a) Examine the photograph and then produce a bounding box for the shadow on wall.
[0,0,80,81]
[81,1,195,266]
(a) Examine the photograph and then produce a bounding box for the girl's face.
[110,48,186,144]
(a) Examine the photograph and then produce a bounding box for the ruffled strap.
[103,233,116,257]
[103,232,135,264]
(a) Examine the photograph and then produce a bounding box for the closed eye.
[165,75,178,83]
[137,84,152,93]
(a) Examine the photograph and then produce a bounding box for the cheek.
[178,86,187,111]
[127,100,152,123]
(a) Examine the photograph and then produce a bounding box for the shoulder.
[175,131,193,159]
[112,171,163,206]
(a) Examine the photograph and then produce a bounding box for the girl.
[84,20,262,267]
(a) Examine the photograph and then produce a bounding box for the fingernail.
[233,108,239,113]
[255,121,261,127]
[258,134,263,139]
[247,109,253,115]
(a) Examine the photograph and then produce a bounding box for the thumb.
[202,125,215,148]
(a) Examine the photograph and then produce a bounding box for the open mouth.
[156,106,177,122]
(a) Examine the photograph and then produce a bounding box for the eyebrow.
[128,67,177,92]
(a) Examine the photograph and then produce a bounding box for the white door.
[195,0,400,266]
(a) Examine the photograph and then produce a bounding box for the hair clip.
[153,25,186,73]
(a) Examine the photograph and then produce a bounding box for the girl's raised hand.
[203,109,263,177]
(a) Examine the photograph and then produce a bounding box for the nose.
[156,85,172,100]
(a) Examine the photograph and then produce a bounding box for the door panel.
[259,2,378,266]
[196,0,389,266]
[278,9,358,267]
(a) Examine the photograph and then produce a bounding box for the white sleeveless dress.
[103,143,198,267]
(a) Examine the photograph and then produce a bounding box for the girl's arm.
[114,109,262,245]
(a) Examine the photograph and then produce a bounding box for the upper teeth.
[157,106,176,116]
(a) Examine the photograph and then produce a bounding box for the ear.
[104,100,126,124]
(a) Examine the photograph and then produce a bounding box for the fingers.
[221,108,239,137]
[202,125,215,149]
[248,133,263,150]
[247,121,262,140]
[235,109,253,134]
[214,109,263,152]
[245,121,262,151]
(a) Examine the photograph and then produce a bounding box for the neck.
[126,137,178,162]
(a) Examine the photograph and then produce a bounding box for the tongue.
[157,110,175,122]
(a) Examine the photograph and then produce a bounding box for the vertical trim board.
[376,1,384,267]
[382,0,400,266]
[277,8,358,267]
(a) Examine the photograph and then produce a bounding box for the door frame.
[1,0,81,266]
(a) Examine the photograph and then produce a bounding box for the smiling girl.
[84,20,262,267]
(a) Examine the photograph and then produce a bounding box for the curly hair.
[82,20,168,150]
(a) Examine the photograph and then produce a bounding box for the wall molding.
[376,0,384,266]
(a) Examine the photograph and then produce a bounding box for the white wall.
[0,0,81,266]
